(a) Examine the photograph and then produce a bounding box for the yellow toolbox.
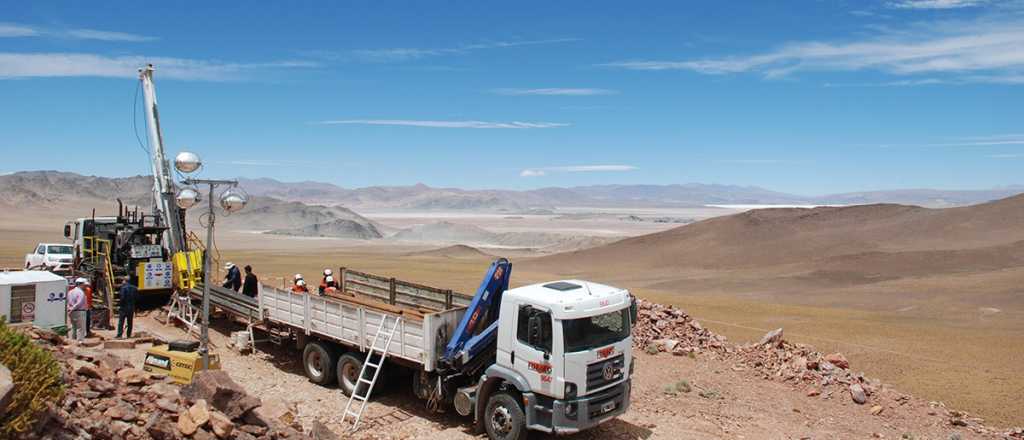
[142,344,221,384]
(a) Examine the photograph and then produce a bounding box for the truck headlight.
[565,402,578,419]
[564,381,577,400]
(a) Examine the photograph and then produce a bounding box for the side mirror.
[629,296,638,324]
[63,224,72,238]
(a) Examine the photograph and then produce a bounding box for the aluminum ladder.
[342,315,402,431]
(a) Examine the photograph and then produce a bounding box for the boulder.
[155,397,181,413]
[825,353,850,370]
[655,338,680,351]
[244,398,297,428]
[178,409,199,436]
[103,400,138,421]
[190,399,211,427]
[849,383,868,404]
[182,370,261,419]
[116,368,149,385]
[0,364,13,413]
[68,359,103,379]
[209,410,235,438]
[759,328,784,347]
[87,379,116,395]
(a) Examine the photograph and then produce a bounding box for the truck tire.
[484,391,528,440]
[336,353,364,396]
[302,341,337,385]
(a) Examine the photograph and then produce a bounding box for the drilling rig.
[63,65,202,318]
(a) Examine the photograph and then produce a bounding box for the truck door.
[513,305,555,395]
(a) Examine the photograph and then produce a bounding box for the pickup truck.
[24,243,74,272]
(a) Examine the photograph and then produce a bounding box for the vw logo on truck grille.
[602,362,617,381]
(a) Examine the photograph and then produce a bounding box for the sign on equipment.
[131,244,164,259]
[140,262,173,289]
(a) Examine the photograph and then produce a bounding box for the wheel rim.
[309,351,323,377]
[490,404,513,437]
[342,361,358,388]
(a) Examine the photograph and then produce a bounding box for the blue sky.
[0,0,1021,195]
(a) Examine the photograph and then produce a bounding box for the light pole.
[174,152,247,369]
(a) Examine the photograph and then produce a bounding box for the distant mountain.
[4,172,1022,215]
[0,170,151,208]
[236,176,1024,209]
[814,187,1024,208]
[266,218,383,240]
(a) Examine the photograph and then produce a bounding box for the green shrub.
[0,319,65,437]
[645,344,659,355]
[675,380,692,393]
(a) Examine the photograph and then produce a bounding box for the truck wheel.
[484,391,528,440]
[302,341,337,385]
[336,353,364,396]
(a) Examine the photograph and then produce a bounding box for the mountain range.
[4,171,1019,212]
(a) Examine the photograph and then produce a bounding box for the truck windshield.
[47,245,73,254]
[562,308,630,353]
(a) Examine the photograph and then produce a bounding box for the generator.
[142,343,221,384]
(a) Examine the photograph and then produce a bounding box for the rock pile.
[632,299,728,356]
[19,327,313,439]
[630,299,1008,437]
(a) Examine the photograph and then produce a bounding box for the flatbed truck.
[199,259,636,439]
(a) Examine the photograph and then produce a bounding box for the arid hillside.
[520,194,1024,426]
[530,194,1024,273]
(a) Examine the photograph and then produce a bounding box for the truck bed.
[258,269,472,371]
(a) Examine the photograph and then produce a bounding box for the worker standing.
[116,276,138,339]
[292,274,309,293]
[223,262,241,292]
[67,278,88,342]
[82,279,93,336]
[242,265,259,298]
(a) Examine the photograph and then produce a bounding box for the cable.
[132,81,151,159]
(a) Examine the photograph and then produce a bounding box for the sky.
[0,0,1021,195]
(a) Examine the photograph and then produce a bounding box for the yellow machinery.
[142,344,221,384]
[172,249,204,291]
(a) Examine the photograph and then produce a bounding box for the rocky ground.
[13,300,1024,439]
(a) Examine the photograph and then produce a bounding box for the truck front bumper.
[525,379,631,435]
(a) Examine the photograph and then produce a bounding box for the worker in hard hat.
[223,262,241,292]
[319,269,338,295]
[81,278,93,336]
[67,278,89,342]
[291,274,309,293]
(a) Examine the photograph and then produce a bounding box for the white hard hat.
[323,268,333,276]
[325,275,335,283]
[297,279,306,286]
[75,277,88,284]
[225,262,235,269]
[294,273,303,281]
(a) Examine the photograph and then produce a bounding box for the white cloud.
[315,119,569,129]
[0,53,317,81]
[63,28,156,42]
[353,38,579,62]
[888,0,989,9]
[491,88,617,96]
[520,165,637,177]
[602,16,1024,84]
[0,23,155,41]
[0,23,39,37]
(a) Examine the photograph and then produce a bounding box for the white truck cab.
[484,279,634,436]
[24,243,74,272]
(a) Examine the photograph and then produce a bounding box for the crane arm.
[441,258,512,368]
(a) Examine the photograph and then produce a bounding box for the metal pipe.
[201,182,214,370]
